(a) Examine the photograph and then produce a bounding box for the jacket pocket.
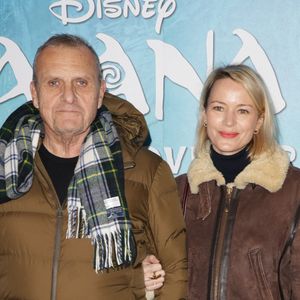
[248,248,274,300]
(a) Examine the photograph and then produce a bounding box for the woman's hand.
[143,254,165,291]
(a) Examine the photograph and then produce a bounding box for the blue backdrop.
[1,1,300,174]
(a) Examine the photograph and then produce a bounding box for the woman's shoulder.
[286,163,300,180]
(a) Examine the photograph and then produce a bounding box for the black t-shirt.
[210,146,250,184]
[38,144,78,205]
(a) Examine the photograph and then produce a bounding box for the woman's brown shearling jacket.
[0,93,187,300]
[177,143,300,299]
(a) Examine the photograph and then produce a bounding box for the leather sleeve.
[148,160,187,299]
[291,223,300,299]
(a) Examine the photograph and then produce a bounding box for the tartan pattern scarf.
[0,101,136,272]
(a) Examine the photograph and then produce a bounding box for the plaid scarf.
[0,101,136,272]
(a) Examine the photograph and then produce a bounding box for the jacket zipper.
[49,160,135,299]
[224,187,233,213]
[210,186,239,300]
[50,205,64,300]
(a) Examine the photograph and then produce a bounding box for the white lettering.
[164,146,187,174]
[156,0,176,34]
[142,0,156,19]
[96,33,149,114]
[49,0,177,33]
[96,0,102,17]
[232,29,285,113]
[49,0,95,25]
[124,0,140,17]
[0,37,32,103]
[282,145,296,162]
[206,30,214,76]
[104,0,122,18]
[148,146,160,156]
[149,146,189,174]
[147,39,203,120]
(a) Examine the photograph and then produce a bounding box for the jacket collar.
[188,142,290,194]
[102,92,149,166]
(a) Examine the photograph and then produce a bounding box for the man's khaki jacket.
[0,93,187,300]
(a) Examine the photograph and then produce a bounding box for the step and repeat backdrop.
[1,1,300,174]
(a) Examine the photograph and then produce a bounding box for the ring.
[150,271,161,280]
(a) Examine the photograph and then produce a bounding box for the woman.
[144,64,300,299]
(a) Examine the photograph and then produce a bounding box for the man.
[0,34,187,299]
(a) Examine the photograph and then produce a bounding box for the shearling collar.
[188,143,290,194]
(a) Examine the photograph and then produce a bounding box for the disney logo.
[49,0,177,34]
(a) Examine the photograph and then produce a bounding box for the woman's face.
[203,78,263,156]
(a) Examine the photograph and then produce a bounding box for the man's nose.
[62,82,76,103]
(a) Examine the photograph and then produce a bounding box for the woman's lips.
[219,131,239,138]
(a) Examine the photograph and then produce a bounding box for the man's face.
[30,45,105,141]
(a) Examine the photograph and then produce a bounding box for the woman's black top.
[210,146,250,184]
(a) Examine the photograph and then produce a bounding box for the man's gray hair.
[32,33,102,83]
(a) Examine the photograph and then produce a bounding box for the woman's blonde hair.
[196,64,278,159]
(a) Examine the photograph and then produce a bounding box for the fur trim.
[188,143,225,194]
[188,143,290,194]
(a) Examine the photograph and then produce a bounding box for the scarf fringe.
[67,204,135,272]
[93,230,136,272]
[66,204,90,239]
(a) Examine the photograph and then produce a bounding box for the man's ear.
[30,81,39,109]
[97,80,106,109]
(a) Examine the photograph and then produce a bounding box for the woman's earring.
[204,122,207,128]
[254,129,259,134]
